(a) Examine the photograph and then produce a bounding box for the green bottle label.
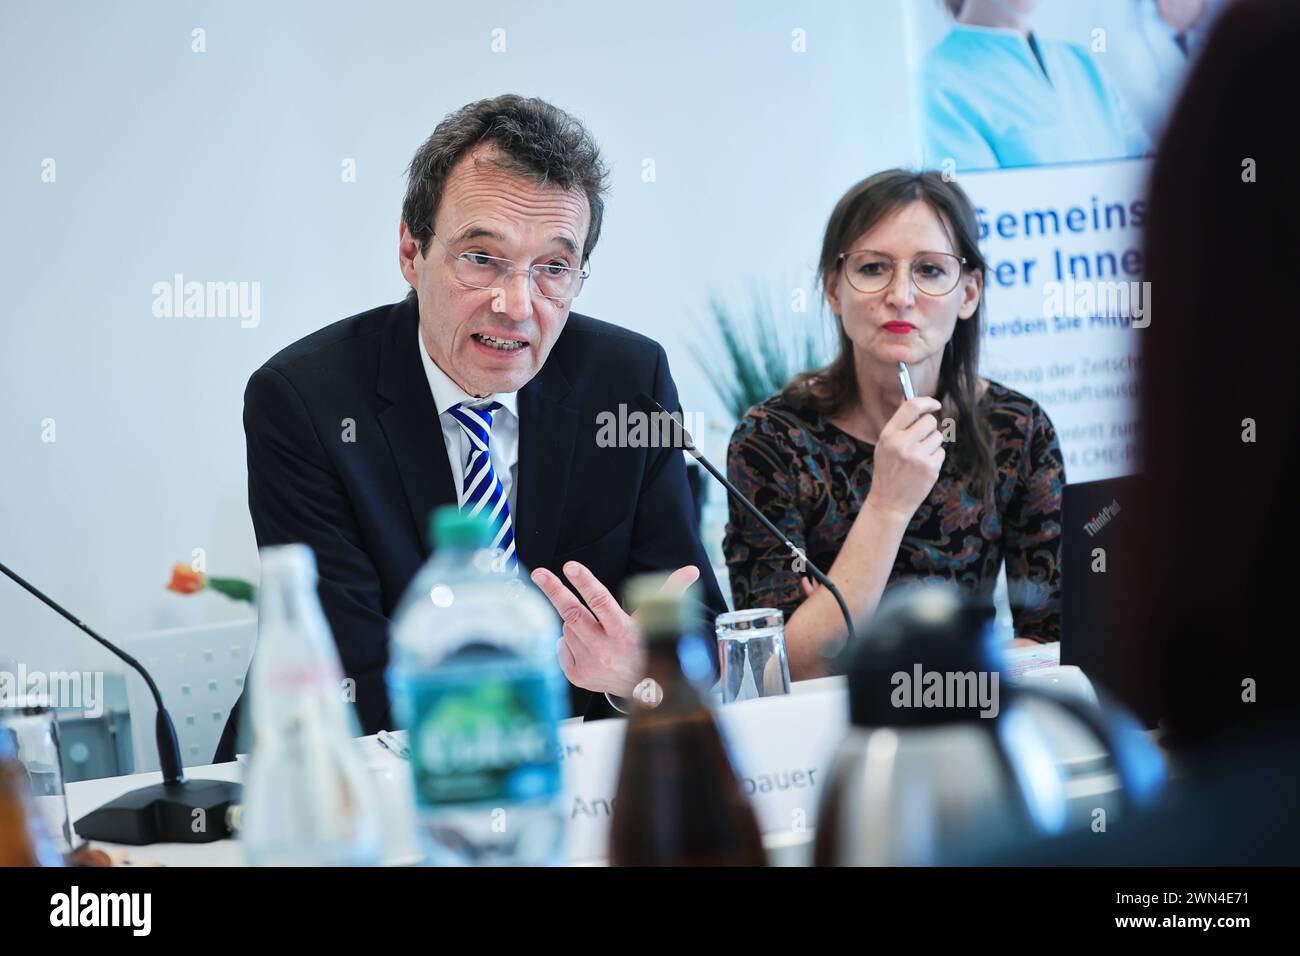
[401,662,562,807]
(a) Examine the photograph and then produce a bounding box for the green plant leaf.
[691,285,827,420]
[206,577,257,604]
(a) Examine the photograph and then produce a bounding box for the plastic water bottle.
[388,507,566,866]
[241,544,382,866]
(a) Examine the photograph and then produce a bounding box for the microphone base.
[74,778,242,846]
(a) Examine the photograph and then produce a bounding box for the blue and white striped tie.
[448,400,516,571]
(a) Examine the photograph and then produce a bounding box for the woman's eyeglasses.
[838,249,967,297]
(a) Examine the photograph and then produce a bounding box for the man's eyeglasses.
[430,233,589,302]
[837,249,967,297]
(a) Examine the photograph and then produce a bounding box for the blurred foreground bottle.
[608,577,765,866]
[240,544,381,866]
[0,728,64,866]
[388,508,566,866]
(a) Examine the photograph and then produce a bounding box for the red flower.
[166,563,206,594]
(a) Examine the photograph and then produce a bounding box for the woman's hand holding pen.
[864,396,946,524]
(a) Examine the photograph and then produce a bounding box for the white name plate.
[560,684,849,863]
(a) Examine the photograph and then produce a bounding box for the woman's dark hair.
[785,168,995,498]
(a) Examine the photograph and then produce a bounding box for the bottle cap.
[624,574,699,642]
[428,506,495,550]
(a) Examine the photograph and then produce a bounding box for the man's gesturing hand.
[530,561,700,698]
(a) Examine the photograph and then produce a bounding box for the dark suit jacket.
[214,296,726,762]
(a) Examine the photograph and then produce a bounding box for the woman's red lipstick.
[882,321,915,334]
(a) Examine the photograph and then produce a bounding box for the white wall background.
[0,0,916,678]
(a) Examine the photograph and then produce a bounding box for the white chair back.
[123,618,256,772]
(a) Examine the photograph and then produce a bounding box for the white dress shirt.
[416,327,519,514]
[417,329,644,714]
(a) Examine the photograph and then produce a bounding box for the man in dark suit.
[215,95,725,762]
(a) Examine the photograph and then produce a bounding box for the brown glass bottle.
[607,581,765,866]
[0,729,63,867]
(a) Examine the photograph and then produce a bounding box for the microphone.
[633,393,856,655]
[0,560,241,845]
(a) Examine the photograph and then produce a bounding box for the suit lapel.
[515,351,577,574]
[376,298,458,554]
[376,296,581,569]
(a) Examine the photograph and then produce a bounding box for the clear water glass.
[715,608,791,704]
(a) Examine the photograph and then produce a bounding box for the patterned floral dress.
[723,380,1065,642]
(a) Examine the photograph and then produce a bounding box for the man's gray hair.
[402,94,609,264]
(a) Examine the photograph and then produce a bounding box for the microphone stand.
[0,560,241,845]
[634,393,857,655]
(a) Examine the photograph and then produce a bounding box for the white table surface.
[63,681,848,866]
[63,732,817,866]
[62,649,1117,867]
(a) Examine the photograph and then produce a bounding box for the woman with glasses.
[723,169,1065,679]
